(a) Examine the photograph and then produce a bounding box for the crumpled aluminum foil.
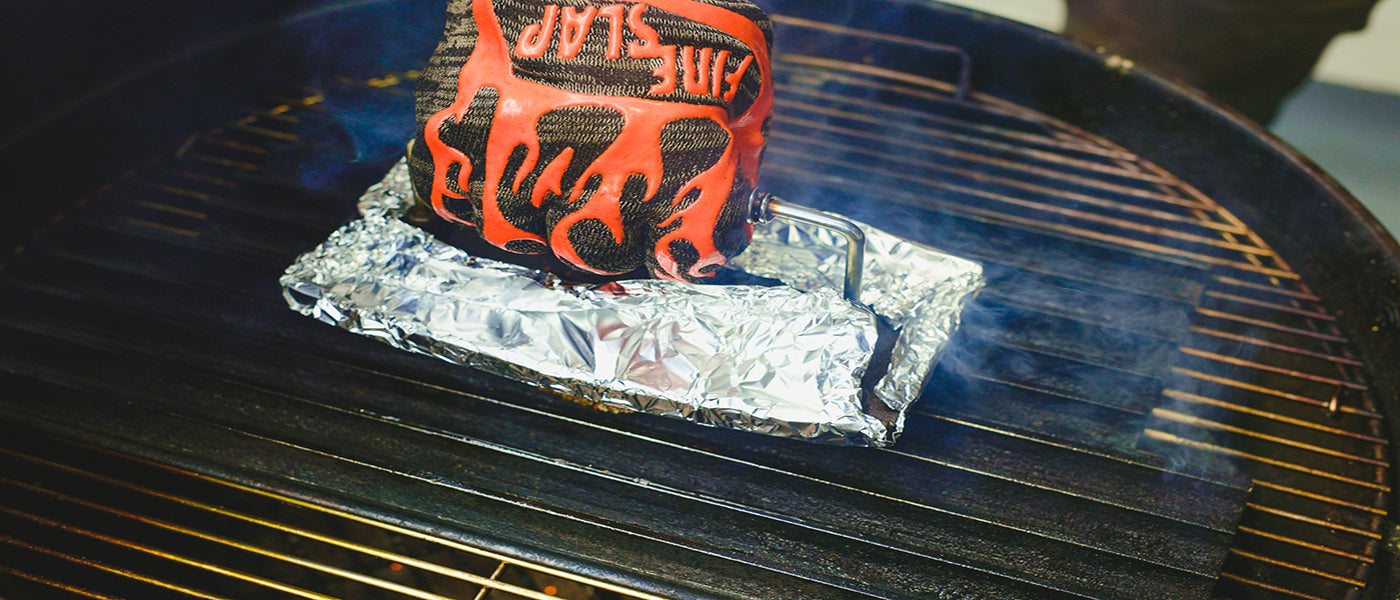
[282,160,983,446]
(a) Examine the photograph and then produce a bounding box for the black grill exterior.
[1,1,1396,599]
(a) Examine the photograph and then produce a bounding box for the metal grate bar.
[0,449,604,600]
[1234,527,1375,563]
[763,158,1300,279]
[233,122,299,141]
[1216,572,1332,600]
[1212,276,1322,302]
[5,478,514,600]
[1203,292,1338,322]
[1171,368,1382,419]
[1186,327,1364,367]
[189,153,263,172]
[772,106,1200,199]
[0,565,128,600]
[1227,550,1367,587]
[1142,431,1388,492]
[1150,409,1388,467]
[473,563,509,600]
[1250,480,1388,516]
[1177,347,1367,391]
[770,83,1138,159]
[766,136,1277,256]
[1242,504,1385,540]
[1192,308,1349,343]
[2,535,235,600]
[1161,389,1388,445]
[1,432,671,600]
[0,505,340,600]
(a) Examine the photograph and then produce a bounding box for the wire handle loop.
[749,192,865,304]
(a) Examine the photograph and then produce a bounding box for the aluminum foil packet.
[281,160,983,446]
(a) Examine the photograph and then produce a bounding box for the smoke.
[263,0,448,196]
[753,8,1266,480]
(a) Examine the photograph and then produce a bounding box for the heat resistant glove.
[409,0,773,281]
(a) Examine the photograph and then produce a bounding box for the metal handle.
[749,192,865,305]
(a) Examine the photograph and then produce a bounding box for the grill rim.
[1,0,1397,597]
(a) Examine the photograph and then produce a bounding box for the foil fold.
[282,160,983,446]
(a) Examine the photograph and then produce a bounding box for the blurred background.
[943,0,1400,239]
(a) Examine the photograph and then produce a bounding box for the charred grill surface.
[0,8,1392,600]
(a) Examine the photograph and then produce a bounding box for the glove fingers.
[643,116,749,281]
[645,179,752,281]
[495,105,626,256]
[534,106,642,273]
[546,173,651,275]
[411,86,503,225]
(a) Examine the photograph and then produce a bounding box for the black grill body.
[1,1,1396,599]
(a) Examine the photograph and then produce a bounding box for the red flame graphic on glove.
[422,0,772,280]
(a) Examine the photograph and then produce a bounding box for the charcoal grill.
[1,0,1397,599]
